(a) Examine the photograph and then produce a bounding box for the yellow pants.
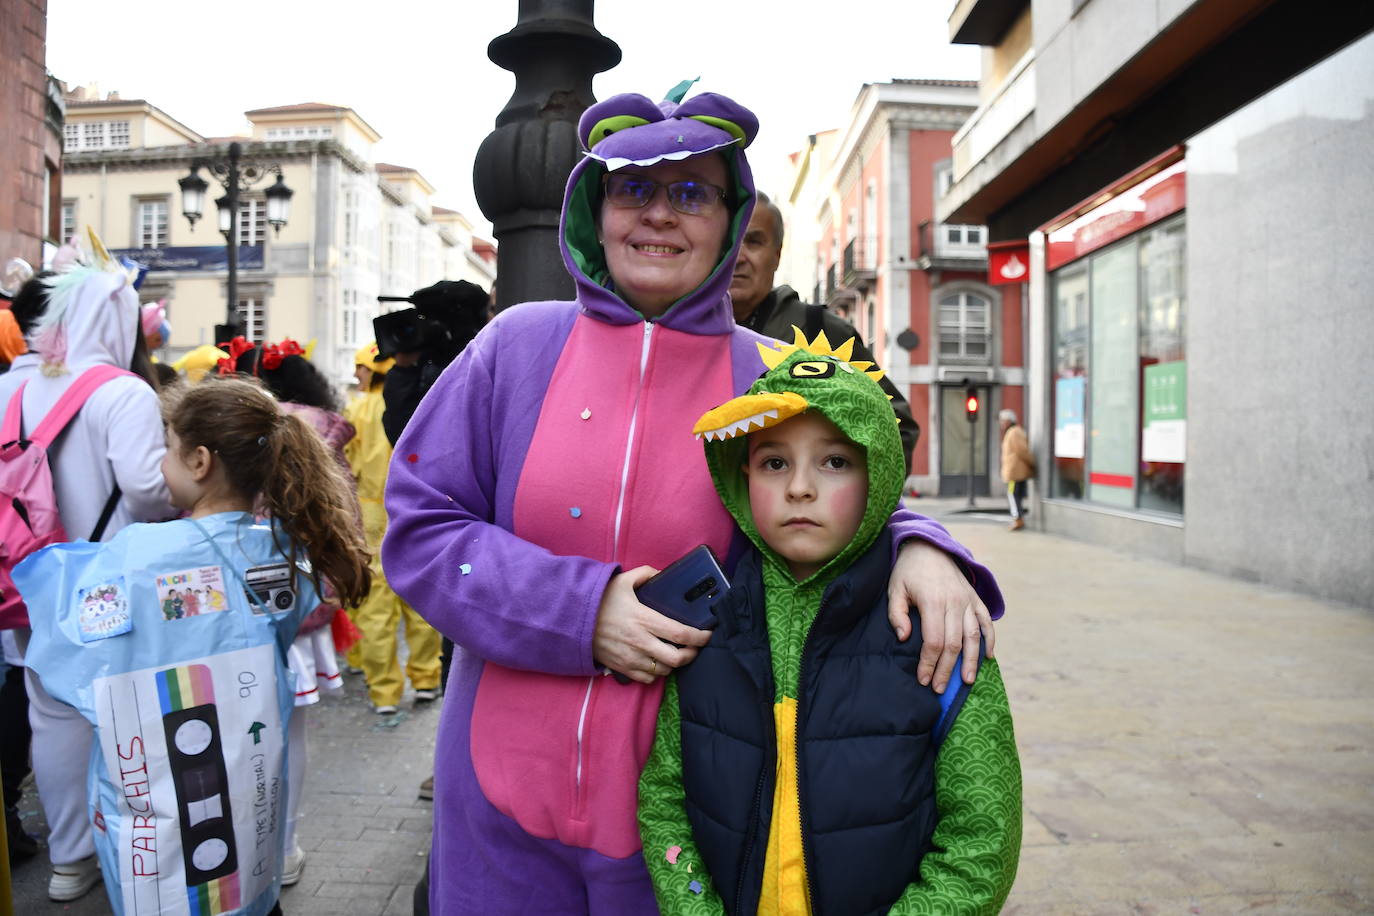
[349,499,442,707]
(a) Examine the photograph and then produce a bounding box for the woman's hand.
[887,540,995,693]
[593,566,713,685]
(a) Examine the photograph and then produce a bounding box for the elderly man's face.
[729,206,783,321]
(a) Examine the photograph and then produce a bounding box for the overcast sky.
[47,0,978,237]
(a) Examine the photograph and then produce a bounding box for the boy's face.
[745,410,869,581]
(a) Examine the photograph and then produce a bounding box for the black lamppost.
[177,141,293,343]
[473,0,619,309]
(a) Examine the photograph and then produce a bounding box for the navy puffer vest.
[677,531,957,915]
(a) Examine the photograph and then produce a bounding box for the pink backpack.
[0,365,135,629]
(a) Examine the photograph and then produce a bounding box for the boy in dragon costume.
[640,330,1022,915]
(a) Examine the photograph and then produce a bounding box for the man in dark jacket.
[729,193,918,471]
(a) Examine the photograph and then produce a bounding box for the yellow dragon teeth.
[693,392,810,442]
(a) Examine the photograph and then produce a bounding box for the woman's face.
[598,155,731,318]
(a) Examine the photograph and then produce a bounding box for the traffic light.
[965,386,980,423]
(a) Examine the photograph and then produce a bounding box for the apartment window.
[61,201,77,244]
[136,199,169,249]
[63,123,80,151]
[108,121,130,148]
[342,289,364,347]
[237,198,266,247]
[945,225,983,245]
[236,297,266,343]
[82,123,104,149]
[938,290,991,359]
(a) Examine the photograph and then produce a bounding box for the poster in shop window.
[1054,376,1085,458]
[1142,361,1186,463]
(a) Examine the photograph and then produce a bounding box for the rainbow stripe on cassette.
[156,664,242,915]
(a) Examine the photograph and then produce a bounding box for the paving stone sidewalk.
[941,516,1374,915]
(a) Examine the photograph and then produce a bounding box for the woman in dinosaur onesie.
[382,84,1006,913]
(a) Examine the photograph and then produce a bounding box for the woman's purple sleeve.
[380,324,617,675]
[888,508,1005,620]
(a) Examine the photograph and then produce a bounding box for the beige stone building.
[60,91,495,382]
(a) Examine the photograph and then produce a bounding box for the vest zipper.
[575,321,654,808]
[735,678,774,914]
[794,585,831,912]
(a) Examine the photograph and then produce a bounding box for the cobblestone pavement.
[8,503,1374,914]
[7,669,437,916]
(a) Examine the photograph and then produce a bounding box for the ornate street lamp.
[177,169,209,228]
[176,141,293,343]
[264,174,294,235]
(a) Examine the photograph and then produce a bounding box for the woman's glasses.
[602,174,728,216]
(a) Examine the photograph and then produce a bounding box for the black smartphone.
[635,545,729,631]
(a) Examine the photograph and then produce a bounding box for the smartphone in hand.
[635,545,729,631]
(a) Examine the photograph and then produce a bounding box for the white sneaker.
[413,688,438,702]
[282,844,305,886]
[49,854,101,901]
[374,704,398,715]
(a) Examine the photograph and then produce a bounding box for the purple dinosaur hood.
[558,89,759,336]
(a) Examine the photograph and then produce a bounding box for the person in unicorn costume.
[383,84,1005,913]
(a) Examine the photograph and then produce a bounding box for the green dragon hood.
[695,328,905,582]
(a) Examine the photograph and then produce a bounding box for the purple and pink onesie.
[381,89,1005,914]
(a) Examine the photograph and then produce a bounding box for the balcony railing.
[842,236,878,288]
[916,220,988,270]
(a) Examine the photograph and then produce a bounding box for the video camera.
[373,279,489,362]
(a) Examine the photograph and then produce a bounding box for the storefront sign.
[1142,360,1187,463]
[1054,376,1085,458]
[111,246,264,272]
[1043,152,1186,272]
[987,241,1030,285]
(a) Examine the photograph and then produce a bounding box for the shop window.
[1051,268,1088,499]
[1049,214,1186,514]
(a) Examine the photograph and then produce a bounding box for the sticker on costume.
[155,566,229,621]
[243,563,295,614]
[76,579,132,642]
[93,645,284,916]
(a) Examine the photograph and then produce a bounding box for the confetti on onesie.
[665,845,682,865]
[580,408,592,420]
[570,507,582,518]
[459,564,472,576]
[689,881,702,895]
[407,453,419,463]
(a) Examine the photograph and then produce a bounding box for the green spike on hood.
[698,340,906,582]
[663,77,700,104]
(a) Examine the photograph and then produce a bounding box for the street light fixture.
[264,174,294,235]
[176,141,293,343]
[177,169,209,228]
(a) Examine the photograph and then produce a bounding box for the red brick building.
[0,0,62,270]
[787,80,1022,496]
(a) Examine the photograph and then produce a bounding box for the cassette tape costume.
[18,511,319,916]
[383,84,1006,914]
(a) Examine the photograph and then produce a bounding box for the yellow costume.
[344,343,442,706]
